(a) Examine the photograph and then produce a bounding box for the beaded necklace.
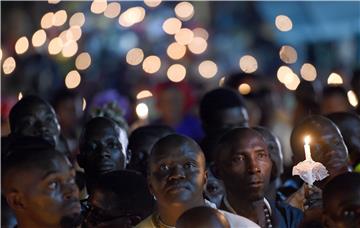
[223,197,273,228]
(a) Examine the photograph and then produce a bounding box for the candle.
[304,136,312,161]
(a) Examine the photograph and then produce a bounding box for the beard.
[60,213,82,228]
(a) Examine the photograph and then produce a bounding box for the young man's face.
[81,122,125,176]
[148,142,207,207]
[11,156,81,227]
[218,130,272,201]
[13,102,60,145]
[323,189,360,228]
[85,189,141,228]
[310,124,349,179]
[207,107,249,135]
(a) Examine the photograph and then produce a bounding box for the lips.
[96,162,115,174]
[165,183,190,193]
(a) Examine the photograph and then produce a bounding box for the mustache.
[165,180,191,190]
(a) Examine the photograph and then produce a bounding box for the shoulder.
[273,201,304,228]
[219,210,261,228]
[135,214,156,228]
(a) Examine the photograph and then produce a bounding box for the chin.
[60,213,82,228]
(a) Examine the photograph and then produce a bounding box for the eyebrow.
[41,167,75,180]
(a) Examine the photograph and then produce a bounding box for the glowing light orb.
[327,73,343,85]
[53,10,67,27]
[18,92,23,100]
[136,103,149,119]
[136,90,153,99]
[41,12,54,29]
[239,55,258,73]
[300,63,317,81]
[162,18,182,35]
[279,45,297,64]
[48,37,63,55]
[91,0,108,14]
[167,42,186,60]
[104,2,121,18]
[3,57,16,75]
[238,83,251,95]
[65,70,81,89]
[188,37,207,55]
[144,0,162,8]
[198,60,217,79]
[348,90,358,107]
[75,52,91,70]
[69,12,85,27]
[118,7,146,27]
[167,64,186,82]
[175,1,194,21]
[82,97,87,111]
[275,15,293,32]
[15,36,29,55]
[126,48,144,66]
[175,28,194,45]
[32,29,47,47]
[142,55,161,74]
[193,27,209,40]
[62,40,78,58]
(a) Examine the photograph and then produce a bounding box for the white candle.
[304,136,312,161]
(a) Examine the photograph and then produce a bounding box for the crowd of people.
[1,74,360,228]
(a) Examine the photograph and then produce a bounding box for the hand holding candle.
[292,135,329,186]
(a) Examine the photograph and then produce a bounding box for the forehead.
[18,102,54,117]
[84,121,118,141]
[150,142,203,163]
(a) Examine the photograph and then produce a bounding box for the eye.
[159,164,169,172]
[48,180,58,190]
[232,155,245,163]
[257,151,267,159]
[183,162,196,169]
[107,139,119,149]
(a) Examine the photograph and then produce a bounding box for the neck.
[157,198,205,226]
[226,191,265,224]
[265,180,277,202]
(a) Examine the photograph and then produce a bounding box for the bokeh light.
[48,37,63,55]
[53,10,67,27]
[167,42,186,60]
[104,2,121,18]
[198,60,218,79]
[175,28,194,45]
[219,77,225,86]
[66,26,82,41]
[126,48,144,66]
[327,72,343,85]
[15,36,29,55]
[347,90,358,107]
[48,0,61,4]
[238,83,251,95]
[193,27,209,40]
[300,63,317,81]
[91,0,108,14]
[75,52,91,70]
[142,55,161,74]
[167,64,186,82]
[119,7,146,27]
[32,29,47,47]
[239,55,258,73]
[62,40,78,58]
[65,70,81,89]
[277,65,294,84]
[69,12,85,27]
[175,1,194,21]
[41,12,54,29]
[162,17,182,35]
[3,57,16,75]
[136,90,153,99]
[82,97,86,111]
[136,103,149,119]
[275,15,293,32]
[144,0,162,8]
[284,73,300,91]
[188,37,207,54]
[18,92,23,100]
[279,45,297,64]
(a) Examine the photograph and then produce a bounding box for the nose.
[98,144,111,158]
[247,157,260,174]
[63,181,79,201]
[168,165,185,181]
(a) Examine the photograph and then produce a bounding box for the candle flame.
[304,136,311,144]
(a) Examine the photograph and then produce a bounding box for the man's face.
[81,122,125,176]
[209,107,249,135]
[85,190,141,228]
[324,190,360,228]
[13,102,60,145]
[16,156,80,227]
[218,131,272,201]
[148,143,207,207]
[310,125,349,179]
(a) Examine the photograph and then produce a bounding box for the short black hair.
[323,172,360,210]
[92,170,154,214]
[128,125,174,152]
[322,85,348,100]
[199,88,247,124]
[9,95,52,132]
[2,136,65,191]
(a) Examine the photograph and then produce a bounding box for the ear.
[203,168,208,187]
[6,191,25,212]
